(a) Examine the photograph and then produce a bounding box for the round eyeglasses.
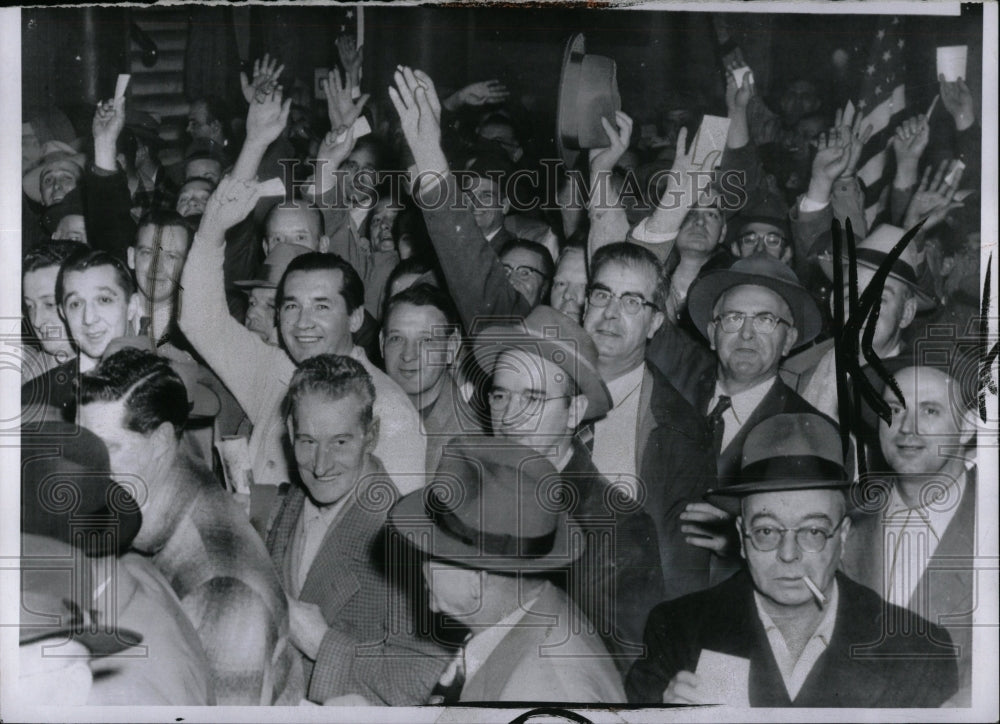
[738,231,786,250]
[587,287,659,316]
[487,388,568,416]
[503,264,547,283]
[713,311,791,334]
[742,517,846,553]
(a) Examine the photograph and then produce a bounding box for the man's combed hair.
[384,282,460,332]
[500,239,555,281]
[590,241,667,311]
[23,240,89,276]
[136,209,196,243]
[79,348,189,439]
[55,248,137,306]
[284,354,376,430]
[276,252,365,314]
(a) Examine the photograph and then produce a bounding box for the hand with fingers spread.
[938,74,975,131]
[240,54,285,105]
[388,65,448,177]
[335,35,364,88]
[245,85,292,148]
[200,175,263,241]
[890,113,930,167]
[680,502,736,556]
[443,79,510,112]
[93,97,127,171]
[806,127,851,204]
[322,67,371,136]
[834,105,873,178]
[903,159,965,232]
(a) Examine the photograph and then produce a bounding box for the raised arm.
[889,113,930,225]
[389,66,530,330]
[85,96,135,261]
[231,78,292,182]
[587,111,633,258]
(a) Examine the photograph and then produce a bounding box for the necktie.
[427,640,468,705]
[707,395,732,457]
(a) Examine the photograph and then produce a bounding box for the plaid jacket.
[266,458,449,704]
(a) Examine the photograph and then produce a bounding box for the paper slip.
[695,649,751,706]
[215,436,253,495]
[731,66,753,88]
[690,115,730,170]
[944,159,966,187]
[115,74,130,100]
[842,100,856,128]
[937,45,967,82]
[353,115,372,139]
[258,177,286,198]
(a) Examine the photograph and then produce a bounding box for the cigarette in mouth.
[802,575,827,607]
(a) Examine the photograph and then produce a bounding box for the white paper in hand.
[690,115,730,170]
[731,66,753,88]
[115,74,131,100]
[258,177,286,198]
[695,649,751,706]
[937,46,967,82]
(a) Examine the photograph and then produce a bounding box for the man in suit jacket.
[627,413,959,707]
[265,354,449,705]
[841,352,978,704]
[389,438,626,704]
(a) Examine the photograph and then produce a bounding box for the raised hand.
[200,175,262,239]
[446,80,510,111]
[725,65,754,114]
[890,113,930,166]
[322,67,370,135]
[811,127,852,185]
[92,97,127,171]
[314,126,357,198]
[939,74,975,131]
[388,66,446,174]
[240,54,285,105]
[589,111,633,177]
[245,84,291,148]
[335,35,364,87]
[833,105,873,178]
[903,158,964,232]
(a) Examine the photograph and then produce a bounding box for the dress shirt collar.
[711,375,777,422]
[886,465,970,541]
[605,363,645,406]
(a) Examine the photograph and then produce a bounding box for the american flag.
[855,16,908,230]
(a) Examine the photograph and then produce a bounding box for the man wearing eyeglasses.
[729,216,792,265]
[499,239,554,308]
[626,413,959,707]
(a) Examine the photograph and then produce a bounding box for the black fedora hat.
[706,413,850,516]
[389,437,581,572]
[21,422,142,558]
[556,33,621,168]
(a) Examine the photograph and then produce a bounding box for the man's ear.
[262,238,271,256]
[838,513,852,551]
[364,416,380,455]
[318,235,330,254]
[150,421,177,459]
[349,305,365,335]
[511,146,524,164]
[736,515,747,561]
[116,153,127,172]
[445,331,460,366]
[899,294,918,330]
[781,324,799,356]
[957,406,979,446]
[730,242,742,258]
[378,330,385,357]
[567,394,588,432]
[126,246,136,271]
[707,320,717,350]
[127,293,142,326]
[646,309,665,340]
[716,222,728,247]
[501,197,511,216]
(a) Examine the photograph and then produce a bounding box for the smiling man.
[128,211,195,346]
[264,354,449,704]
[627,413,959,707]
[21,240,85,382]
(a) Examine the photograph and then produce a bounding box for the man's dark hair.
[56,249,136,306]
[384,257,437,297]
[384,282,460,332]
[136,209,196,246]
[79,347,188,439]
[23,240,89,277]
[590,241,667,311]
[499,239,555,280]
[193,95,231,131]
[284,353,375,430]
[276,252,364,314]
[351,136,388,172]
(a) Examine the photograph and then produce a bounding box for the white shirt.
[754,580,839,700]
[591,364,645,498]
[293,494,350,595]
[884,467,969,608]
[463,597,539,685]
[709,376,778,451]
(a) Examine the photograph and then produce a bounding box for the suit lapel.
[718,379,787,480]
[299,493,363,617]
[635,367,655,472]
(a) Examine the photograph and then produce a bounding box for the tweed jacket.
[265,458,449,705]
[146,452,297,705]
[842,468,976,702]
[626,570,959,707]
[460,581,626,703]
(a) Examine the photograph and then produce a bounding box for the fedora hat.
[705,413,850,516]
[556,33,621,168]
[20,533,143,655]
[100,337,221,421]
[817,224,936,311]
[473,305,612,422]
[235,243,312,289]
[389,437,581,572]
[21,421,143,558]
[687,253,823,345]
[22,141,87,205]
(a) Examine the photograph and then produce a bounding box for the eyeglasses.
[587,286,659,315]
[738,232,786,250]
[742,517,846,553]
[713,311,791,334]
[503,264,548,282]
[487,387,569,416]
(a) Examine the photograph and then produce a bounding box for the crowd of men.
[18,24,985,709]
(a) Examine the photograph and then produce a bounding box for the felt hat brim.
[705,477,852,517]
[23,152,86,204]
[818,253,936,312]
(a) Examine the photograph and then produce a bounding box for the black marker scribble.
[977,254,999,422]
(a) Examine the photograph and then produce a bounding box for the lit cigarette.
[926,94,939,121]
[802,575,827,607]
